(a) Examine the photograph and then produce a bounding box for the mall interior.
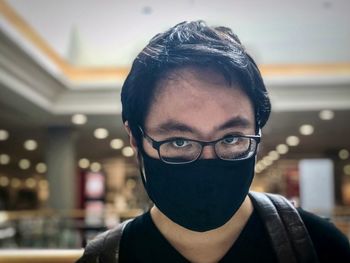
[0,0,349,262]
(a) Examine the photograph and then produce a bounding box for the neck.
[150,196,254,263]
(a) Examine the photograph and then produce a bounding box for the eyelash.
[167,137,190,141]
[222,132,244,138]
[164,132,244,142]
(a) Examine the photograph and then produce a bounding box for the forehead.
[145,66,255,136]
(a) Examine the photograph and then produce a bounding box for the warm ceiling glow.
[11,178,21,188]
[122,146,134,157]
[276,144,289,154]
[299,124,314,135]
[79,158,90,169]
[90,162,102,172]
[72,114,87,125]
[319,110,334,120]
[19,159,31,170]
[0,176,9,187]
[0,154,10,165]
[126,179,136,189]
[339,149,349,160]
[94,128,109,139]
[0,129,9,141]
[286,136,300,146]
[39,180,48,188]
[24,139,38,151]
[344,164,350,175]
[110,139,124,149]
[36,163,47,173]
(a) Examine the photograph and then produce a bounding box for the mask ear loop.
[133,127,148,184]
[137,150,147,184]
[255,111,261,135]
[133,126,156,207]
[137,149,157,208]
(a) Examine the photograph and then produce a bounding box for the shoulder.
[76,219,134,263]
[121,210,151,238]
[298,208,350,263]
[75,229,111,263]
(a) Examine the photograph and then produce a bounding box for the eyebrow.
[151,116,252,136]
[153,121,199,135]
[216,117,251,130]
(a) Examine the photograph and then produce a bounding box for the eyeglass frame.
[138,126,261,164]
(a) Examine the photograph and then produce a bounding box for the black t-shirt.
[119,207,350,263]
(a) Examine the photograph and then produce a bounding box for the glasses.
[139,127,261,164]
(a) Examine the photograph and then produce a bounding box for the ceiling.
[4,0,350,67]
[0,0,349,178]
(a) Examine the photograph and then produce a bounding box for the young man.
[78,21,350,263]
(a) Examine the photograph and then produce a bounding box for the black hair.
[121,20,271,141]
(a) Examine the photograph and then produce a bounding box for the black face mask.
[139,152,256,232]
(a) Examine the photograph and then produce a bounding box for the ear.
[124,121,139,153]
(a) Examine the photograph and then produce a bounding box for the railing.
[0,208,143,249]
[0,249,83,263]
[0,207,349,251]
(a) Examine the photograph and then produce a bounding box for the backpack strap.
[249,191,298,263]
[249,191,319,263]
[76,219,133,263]
[266,193,319,263]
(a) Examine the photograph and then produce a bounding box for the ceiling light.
[36,163,47,173]
[39,180,48,188]
[319,110,334,120]
[11,178,21,188]
[94,128,109,139]
[256,163,262,169]
[19,159,31,170]
[262,158,273,166]
[344,164,350,175]
[339,149,349,160]
[0,176,9,187]
[286,136,300,147]
[263,156,274,162]
[122,146,134,157]
[255,164,261,171]
[256,162,263,170]
[90,162,101,172]
[110,139,124,150]
[276,144,289,154]
[141,6,152,14]
[78,158,90,169]
[24,139,38,151]
[259,161,266,169]
[25,178,36,188]
[299,124,314,135]
[0,129,9,141]
[72,114,87,125]
[0,154,10,165]
[268,151,280,161]
[126,179,136,189]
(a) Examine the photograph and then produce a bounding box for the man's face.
[142,66,256,159]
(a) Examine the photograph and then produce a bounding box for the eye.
[171,139,190,148]
[222,136,238,145]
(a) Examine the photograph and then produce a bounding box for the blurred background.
[0,0,350,250]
